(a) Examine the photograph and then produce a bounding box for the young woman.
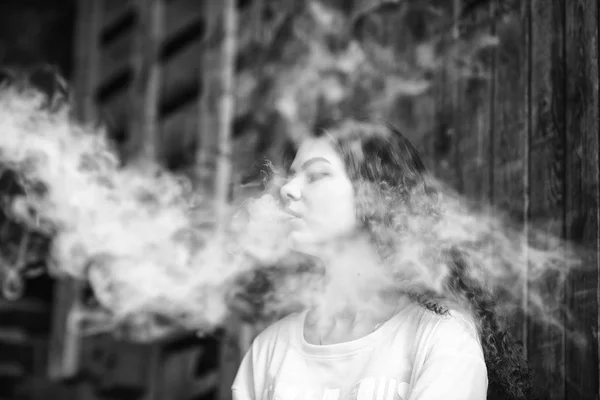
[232,121,533,400]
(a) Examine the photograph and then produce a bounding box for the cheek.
[310,184,357,232]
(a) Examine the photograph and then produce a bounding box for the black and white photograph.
[0,1,598,399]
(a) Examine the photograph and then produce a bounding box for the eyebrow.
[290,157,331,173]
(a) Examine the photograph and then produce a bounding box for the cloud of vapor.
[0,85,299,338]
[232,170,586,347]
[0,83,588,348]
[379,179,583,334]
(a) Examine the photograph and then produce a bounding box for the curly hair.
[320,120,537,400]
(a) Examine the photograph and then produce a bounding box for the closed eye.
[306,171,330,183]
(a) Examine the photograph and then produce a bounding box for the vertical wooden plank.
[565,0,600,399]
[48,0,102,381]
[431,1,463,192]
[427,0,471,193]
[127,0,164,165]
[527,0,566,398]
[456,5,493,205]
[449,0,464,194]
[430,69,450,183]
[491,0,530,345]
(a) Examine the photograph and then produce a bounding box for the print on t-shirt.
[266,375,410,400]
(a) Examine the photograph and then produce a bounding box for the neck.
[318,233,381,307]
[303,234,408,344]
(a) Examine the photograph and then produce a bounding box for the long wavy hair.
[318,120,537,400]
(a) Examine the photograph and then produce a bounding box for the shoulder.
[408,302,479,336]
[409,304,484,358]
[405,306,489,399]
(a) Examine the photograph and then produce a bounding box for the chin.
[289,231,326,256]
[290,232,357,261]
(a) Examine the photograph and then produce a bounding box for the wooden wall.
[421,1,599,399]
[55,0,599,399]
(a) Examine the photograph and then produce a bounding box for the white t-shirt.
[232,302,488,400]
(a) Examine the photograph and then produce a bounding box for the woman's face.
[280,137,358,251]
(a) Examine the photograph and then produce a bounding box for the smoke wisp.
[0,84,589,348]
[0,86,297,337]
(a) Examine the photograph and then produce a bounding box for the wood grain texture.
[431,30,463,190]
[527,0,566,398]
[490,0,529,348]
[430,69,460,188]
[564,0,600,399]
[456,3,493,205]
[491,0,529,222]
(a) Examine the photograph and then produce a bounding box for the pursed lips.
[283,208,302,219]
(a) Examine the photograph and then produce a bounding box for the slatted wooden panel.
[433,68,463,191]
[455,5,493,205]
[491,0,530,345]
[564,1,599,399]
[527,1,566,398]
[420,1,599,399]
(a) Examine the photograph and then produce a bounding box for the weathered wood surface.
[491,0,529,223]
[564,1,599,399]
[490,0,529,350]
[435,69,463,192]
[426,1,599,398]
[456,4,492,205]
[527,0,566,398]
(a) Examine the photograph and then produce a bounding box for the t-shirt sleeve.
[408,315,488,400]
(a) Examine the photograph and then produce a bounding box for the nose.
[280,179,301,202]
